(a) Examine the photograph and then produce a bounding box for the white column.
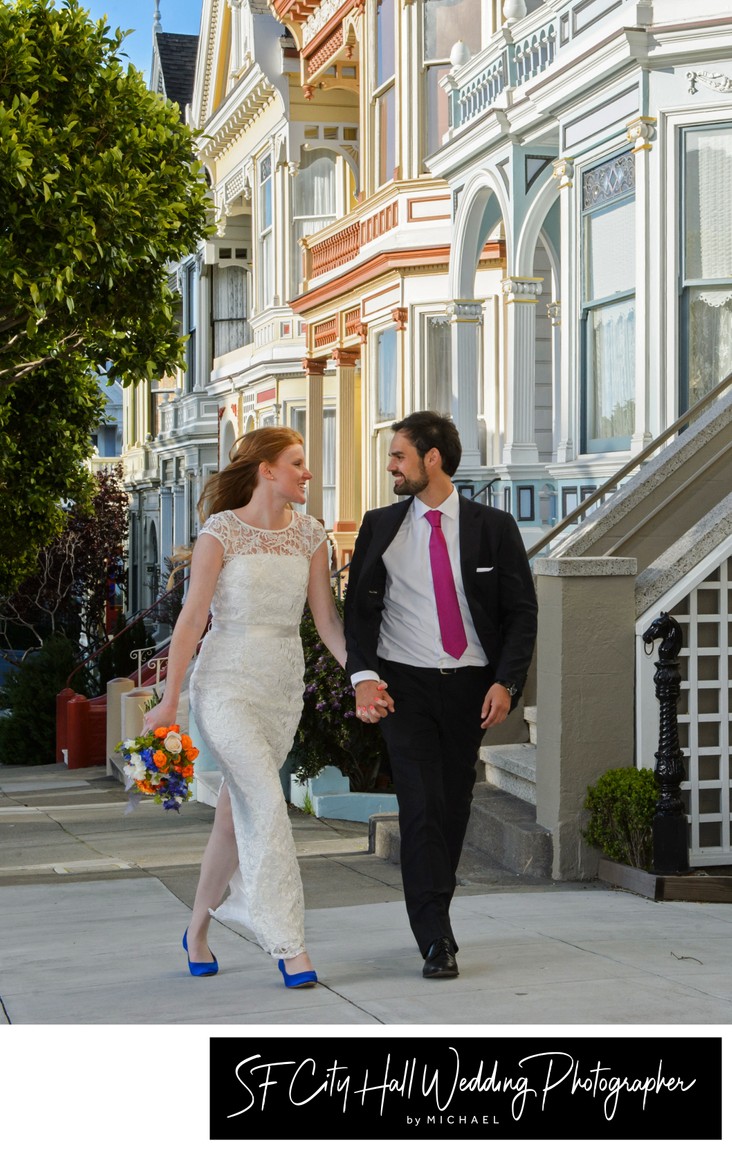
[552,157,575,463]
[303,358,325,521]
[160,488,173,565]
[196,258,210,393]
[448,300,483,469]
[228,0,242,78]
[333,349,361,530]
[627,116,657,454]
[501,276,543,465]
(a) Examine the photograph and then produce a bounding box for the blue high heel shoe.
[183,929,219,977]
[278,958,317,989]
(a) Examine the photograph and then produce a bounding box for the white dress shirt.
[352,488,487,684]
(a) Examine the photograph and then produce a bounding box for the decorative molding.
[546,300,561,326]
[688,70,732,96]
[302,358,327,375]
[307,26,344,76]
[552,156,574,189]
[502,277,543,304]
[391,307,408,330]
[583,152,635,210]
[332,347,359,368]
[626,115,656,153]
[356,320,368,343]
[447,301,483,322]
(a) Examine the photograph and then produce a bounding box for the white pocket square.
[476,566,494,572]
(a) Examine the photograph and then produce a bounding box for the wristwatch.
[496,680,518,697]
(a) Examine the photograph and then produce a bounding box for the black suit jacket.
[344,495,538,698]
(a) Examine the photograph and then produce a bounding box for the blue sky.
[77,0,203,82]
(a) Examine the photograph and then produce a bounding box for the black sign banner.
[209,1036,722,1141]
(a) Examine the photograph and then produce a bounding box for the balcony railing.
[447,0,637,134]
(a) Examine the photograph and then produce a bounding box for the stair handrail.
[64,575,190,689]
[526,370,732,562]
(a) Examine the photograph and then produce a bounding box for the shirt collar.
[413,486,459,522]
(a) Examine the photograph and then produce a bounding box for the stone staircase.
[370,704,554,881]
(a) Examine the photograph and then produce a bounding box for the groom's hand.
[355,680,394,723]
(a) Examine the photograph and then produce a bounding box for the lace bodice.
[189,507,327,958]
[198,509,326,628]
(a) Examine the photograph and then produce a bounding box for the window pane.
[685,127,732,281]
[584,198,635,301]
[376,0,395,85]
[294,149,337,217]
[377,84,396,185]
[322,407,336,529]
[585,297,635,449]
[685,286,732,406]
[425,65,450,156]
[424,0,481,60]
[424,316,452,415]
[213,266,249,356]
[377,328,397,421]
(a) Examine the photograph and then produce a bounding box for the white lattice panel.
[637,541,732,866]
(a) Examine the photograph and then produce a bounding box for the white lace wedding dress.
[189,508,326,959]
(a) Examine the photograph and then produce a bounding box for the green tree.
[0,0,210,592]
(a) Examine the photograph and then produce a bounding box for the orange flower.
[181,735,192,750]
[138,780,155,794]
[171,725,180,733]
[182,766,194,777]
[153,750,167,768]
[154,726,168,739]
[188,748,199,760]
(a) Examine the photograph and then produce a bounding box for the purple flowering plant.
[290,604,389,791]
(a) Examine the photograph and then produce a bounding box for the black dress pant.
[377,659,493,957]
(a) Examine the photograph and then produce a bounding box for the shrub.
[582,766,660,869]
[0,633,86,765]
[289,604,390,791]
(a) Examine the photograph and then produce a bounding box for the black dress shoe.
[422,937,459,979]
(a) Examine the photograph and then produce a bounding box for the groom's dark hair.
[391,411,462,477]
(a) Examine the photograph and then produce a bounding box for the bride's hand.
[140,697,178,735]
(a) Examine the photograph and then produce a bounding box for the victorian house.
[122,1,732,878]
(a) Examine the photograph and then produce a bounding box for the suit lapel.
[458,496,483,591]
[369,498,412,559]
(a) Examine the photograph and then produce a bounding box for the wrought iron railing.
[64,576,190,691]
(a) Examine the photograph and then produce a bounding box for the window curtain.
[291,150,337,297]
[685,128,732,281]
[213,266,249,357]
[587,299,636,444]
[425,316,452,416]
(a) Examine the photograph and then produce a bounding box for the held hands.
[355,680,395,724]
[480,682,512,729]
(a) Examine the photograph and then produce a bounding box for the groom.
[344,411,537,978]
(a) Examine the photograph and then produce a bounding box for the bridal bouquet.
[115,725,199,813]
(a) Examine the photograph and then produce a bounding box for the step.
[195,770,223,807]
[465,782,552,878]
[479,742,537,804]
[523,705,537,744]
[368,783,553,881]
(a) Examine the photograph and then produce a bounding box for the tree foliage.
[0,0,211,591]
[0,466,128,655]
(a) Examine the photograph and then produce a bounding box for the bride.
[142,426,392,987]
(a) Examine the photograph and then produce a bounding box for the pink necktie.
[425,509,468,660]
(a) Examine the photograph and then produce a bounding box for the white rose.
[164,731,183,754]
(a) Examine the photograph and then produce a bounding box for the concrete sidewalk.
[2,762,732,1025]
